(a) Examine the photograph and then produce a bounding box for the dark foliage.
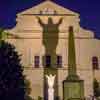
[93,78,100,97]
[0,40,25,100]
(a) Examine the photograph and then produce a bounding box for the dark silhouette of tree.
[93,78,100,97]
[0,28,21,41]
[0,28,8,40]
[0,40,25,100]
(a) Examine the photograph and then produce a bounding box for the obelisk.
[63,26,84,100]
[67,26,79,80]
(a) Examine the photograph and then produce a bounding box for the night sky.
[0,0,100,39]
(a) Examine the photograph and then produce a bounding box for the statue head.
[48,17,53,25]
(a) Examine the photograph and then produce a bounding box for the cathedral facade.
[6,1,100,100]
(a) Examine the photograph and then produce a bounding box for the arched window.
[45,55,51,67]
[92,56,99,70]
[34,56,40,68]
[57,55,62,67]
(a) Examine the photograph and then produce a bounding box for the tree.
[0,28,21,42]
[0,40,25,100]
[0,28,9,41]
[93,78,100,97]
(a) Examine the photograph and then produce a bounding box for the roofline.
[21,14,76,16]
[17,0,79,16]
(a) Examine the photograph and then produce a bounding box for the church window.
[34,56,40,68]
[45,55,51,67]
[57,55,62,67]
[92,56,99,70]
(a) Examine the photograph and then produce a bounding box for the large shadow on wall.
[37,17,63,67]
[37,17,63,100]
[0,0,100,39]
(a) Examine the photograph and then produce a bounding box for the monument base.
[63,79,84,100]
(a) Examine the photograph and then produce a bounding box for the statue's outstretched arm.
[36,17,44,26]
[46,75,49,80]
[57,18,63,26]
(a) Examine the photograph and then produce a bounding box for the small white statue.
[46,74,56,88]
[46,74,56,100]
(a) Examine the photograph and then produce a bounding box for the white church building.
[6,0,100,100]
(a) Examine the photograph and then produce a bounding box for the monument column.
[63,26,84,100]
[67,26,79,80]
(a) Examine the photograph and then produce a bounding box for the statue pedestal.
[63,79,84,100]
[48,88,54,100]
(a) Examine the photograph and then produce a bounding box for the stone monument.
[63,26,84,100]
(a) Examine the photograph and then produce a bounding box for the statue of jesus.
[46,74,56,88]
[46,74,56,100]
